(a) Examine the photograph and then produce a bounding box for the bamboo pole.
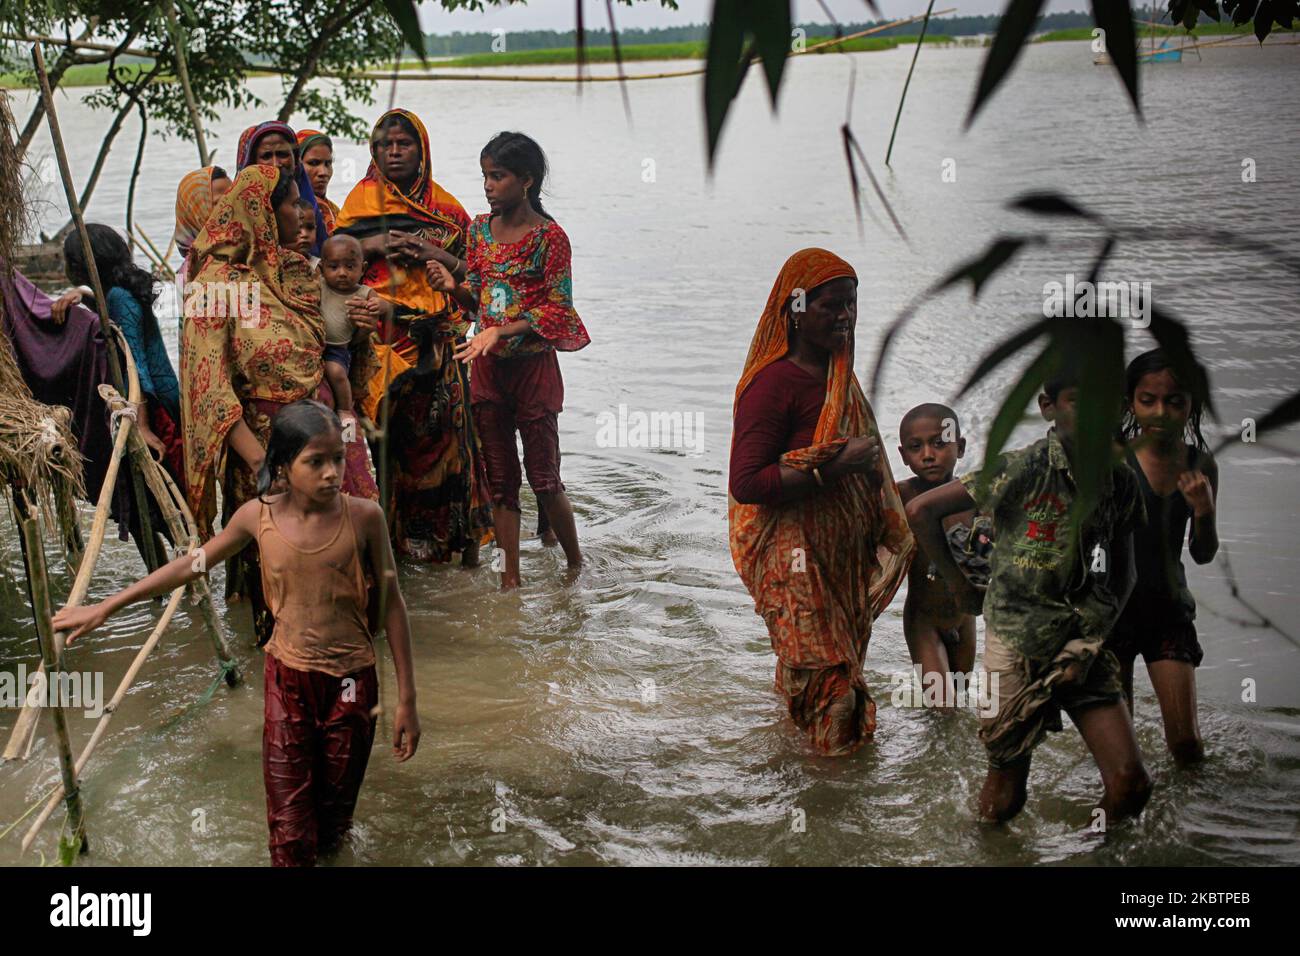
[2,405,131,762]
[885,0,936,167]
[134,225,175,282]
[16,505,88,857]
[107,327,238,683]
[21,577,184,853]
[161,1,209,165]
[29,43,164,575]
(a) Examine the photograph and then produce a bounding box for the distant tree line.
[414,12,1099,55]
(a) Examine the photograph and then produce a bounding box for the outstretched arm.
[52,501,260,643]
[905,479,984,614]
[361,500,420,761]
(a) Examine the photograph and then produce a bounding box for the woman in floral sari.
[335,108,491,565]
[182,164,379,641]
[236,121,328,258]
[728,249,914,756]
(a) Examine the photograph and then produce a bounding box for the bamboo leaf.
[932,237,1027,298]
[746,0,792,106]
[1197,0,1222,22]
[955,318,1052,399]
[1009,191,1097,219]
[381,0,427,65]
[1092,0,1140,114]
[1254,0,1275,39]
[1066,319,1126,528]
[1146,306,1217,419]
[704,0,748,167]
[966,0,1048,127]
[1215,390,1300,454]
[975,344,1056,496]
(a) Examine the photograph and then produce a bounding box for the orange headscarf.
[728,248,914,751]
[173,166,221,261]
[334,109,469,320]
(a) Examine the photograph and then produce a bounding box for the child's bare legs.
[979,757,1031,823]
[536,505,558,547]
[949,617,977,674]
[536,490,581,570]
[904,614,975,710]
[461,536,480,568]
[494,505,521,589]
[1068,701,1153,823]
[324,359,353,416]
[1147,660,1204,765]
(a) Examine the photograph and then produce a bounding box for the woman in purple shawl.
[235,122,328,257]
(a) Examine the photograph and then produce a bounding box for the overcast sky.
[419,0,1088,33]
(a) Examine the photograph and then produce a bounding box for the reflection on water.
[2,41,1298,865]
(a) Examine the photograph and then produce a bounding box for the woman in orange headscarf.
[172,165,232,290]
[182,164,379,639]
[335,108,491,565]
[728,249,914,756]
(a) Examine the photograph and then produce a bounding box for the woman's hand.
[426,260,457,293]
[139,425,168,461]
[453,326,503,363]
[52,602,109,645]
[346,295,380,334]
[392,700,421,761]
[51,289,84,325]
[1177,469,1215,517]
[829,436,883,476]
[386,231,437,265]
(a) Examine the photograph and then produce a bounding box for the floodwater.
[2,40,1299,866]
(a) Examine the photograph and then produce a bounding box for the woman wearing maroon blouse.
[728,249,914,755]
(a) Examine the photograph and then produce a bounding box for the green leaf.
[381,0,427,65]
[1010,191,1098,219]
[975,345,1056,497]
[703,0,748,167]
[746,0,792,106]
[1255,0,1275,38]
[967,0,1048,127]
[956,318,1052,399]
[1091,0,1140,115]
[1065,319,1126,529]
[1146,306,1217,419]
[932,237,1027,298]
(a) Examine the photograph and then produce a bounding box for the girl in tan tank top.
[53,400,421,866]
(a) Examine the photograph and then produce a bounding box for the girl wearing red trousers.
[430,131,590,589]
[54,400,420,866]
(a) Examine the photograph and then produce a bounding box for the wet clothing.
[466,214,588,519]
[258,497,375,677]
[262,653,377,867]
[727,248,914,756]
[960,429,1146,664]
[728,358,825,505]
[336,109,492,563]
[464,215,590,357]
[259,494,378,867]
[979,628,1125,769]
[1107,444,1204,667]
[471,350,566,513]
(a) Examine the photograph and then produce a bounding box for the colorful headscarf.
[172,166,222,261]
[728,248,914,752]
[334,109,470,321]
[296,129,339,233]
[180,164,326,533]
[236,121,328,257]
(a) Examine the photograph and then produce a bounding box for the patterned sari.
[728,249,914,756]
[173,166,220,269]
[237,122,328,257]
[335,108,492,562]
[181,165,378,636]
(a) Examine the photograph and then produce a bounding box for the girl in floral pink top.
[429,131,590,589]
